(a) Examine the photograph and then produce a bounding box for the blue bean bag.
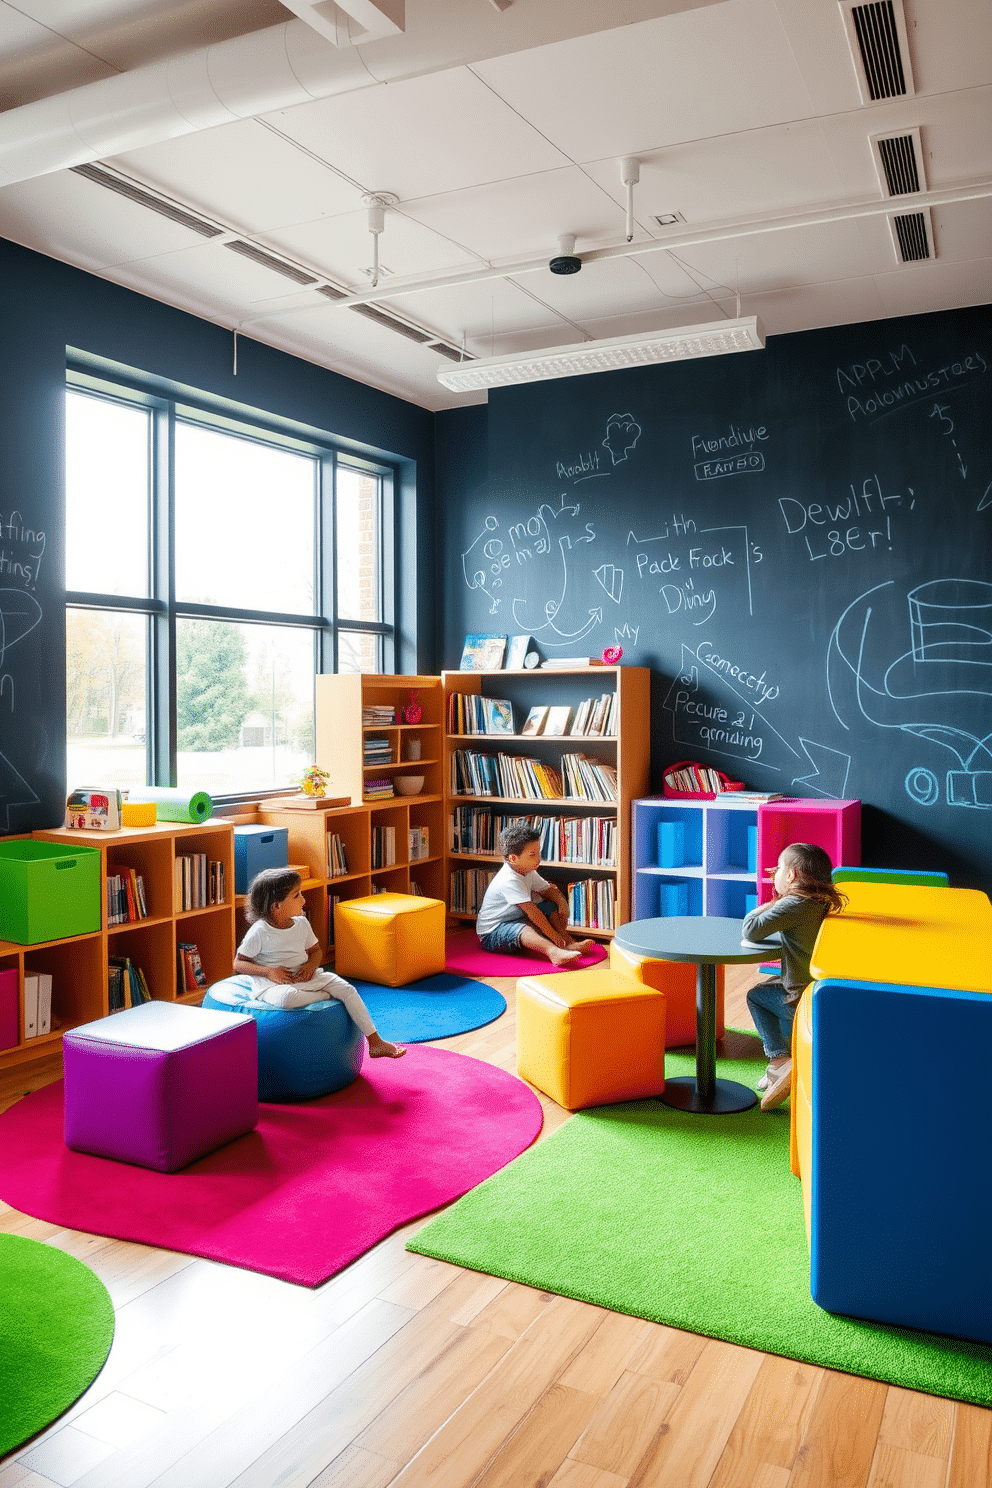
[202,977,364,1103]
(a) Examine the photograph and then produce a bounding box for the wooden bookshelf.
[0,819,235,1068]
[442,666,650,938]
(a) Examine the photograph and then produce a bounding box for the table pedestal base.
[659,1075,758,1114]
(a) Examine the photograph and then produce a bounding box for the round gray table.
[613,916,778,1114]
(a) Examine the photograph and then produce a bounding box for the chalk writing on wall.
[0,509,45,826]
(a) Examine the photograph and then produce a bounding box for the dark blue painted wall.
[0,235,436,833]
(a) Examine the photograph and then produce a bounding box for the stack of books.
[175,854,225,911]
[371,824,396,868]
[362,705,396,726]
[363,736,392,767]
[446,693,514,735]
[567,878,615,931]
[364,778,394,800]
[450,867,497,914]
[450,749,565,801]
[569,692,617,737]
[409,825,430,861]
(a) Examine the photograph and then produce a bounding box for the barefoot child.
[475,822,596,967]
[233,868,405,1059]
[742,842,845,1109]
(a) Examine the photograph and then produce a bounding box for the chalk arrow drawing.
[594,564,623,604]
[0,751,39,832]
[792,739,852,798]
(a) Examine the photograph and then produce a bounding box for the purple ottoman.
[63,1002,258,1172]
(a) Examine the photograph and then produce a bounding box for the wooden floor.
[1,966,989,1488]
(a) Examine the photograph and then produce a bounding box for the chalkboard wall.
[439,306,992,892]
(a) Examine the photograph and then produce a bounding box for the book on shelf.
[328,832,349,876]
[716,790,784,803]
[505,634,531,670]
[36,972,53,1036]
[364,778,395,800]
[23,973,39,1038]
[521,705,548,737]
[176,942,207,993]
[483,697,514,734]
[409,825,429,861]
[541,657,604,668]
[459,633,507,671]
[175,853,225,911]
[109,955,150,1009]
[543,705,573,736]
[107,865,149,924]
[362,705,396,725]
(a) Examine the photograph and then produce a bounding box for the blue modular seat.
[202,977,364,1102]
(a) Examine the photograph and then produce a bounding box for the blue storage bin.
[657,821,685,868]
[234,826,289,894]
[746,824,758,874]
[744,893,758,914]
[658,880,689,917]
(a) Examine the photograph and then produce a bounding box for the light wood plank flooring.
[1,966,988,1488]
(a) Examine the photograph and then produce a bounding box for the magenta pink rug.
[445,928,609,978]
[0,1047,542,1288]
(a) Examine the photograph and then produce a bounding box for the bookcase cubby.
[442,666,650,937]
[0,819,236,1068]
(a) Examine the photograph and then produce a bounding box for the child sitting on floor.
[233,868,405,1058]
[475,822,596,967]
[742,842,845,1110]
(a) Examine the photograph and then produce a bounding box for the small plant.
[299,764,331,798]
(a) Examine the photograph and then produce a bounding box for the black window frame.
[65,364,396,802]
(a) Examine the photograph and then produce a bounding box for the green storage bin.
[0,840,101,944]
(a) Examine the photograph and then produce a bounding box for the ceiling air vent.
[872,127,925,197]
[889,209,932,263]
[350,304,433,344]
[69,164,222,237]
[840,0,915,103]
[431,343,474,363]
[224,241,317,286]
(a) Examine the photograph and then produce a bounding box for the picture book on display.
[460,634,507,671]
[521,705,548,737]
[505,634,531,670]
[483,698,514,734]
[543,706,573,736]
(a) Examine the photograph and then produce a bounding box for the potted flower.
[298,764,331,798]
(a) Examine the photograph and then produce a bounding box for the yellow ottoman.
[609,941,725,1048]
[334,893,446,986]
[517,968,666,1110]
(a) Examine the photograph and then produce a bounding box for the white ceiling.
[0,0,989,411]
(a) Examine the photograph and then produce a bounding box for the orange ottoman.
[516,968,666,1110]
[609,941,725,1047]
[334,893,446,986]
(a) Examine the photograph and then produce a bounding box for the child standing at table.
[475,821,596,966]
[742,842,845,1110]
[233,868,405,1058]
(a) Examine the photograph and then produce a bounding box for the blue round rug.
[349,973,506,1042]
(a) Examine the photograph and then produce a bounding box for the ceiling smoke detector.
[549,233,581,275]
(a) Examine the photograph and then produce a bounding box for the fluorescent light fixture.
[437,317,765,392]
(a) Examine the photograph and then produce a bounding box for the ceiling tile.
[266,207,478,288]
[583,120,847,231]
[380,276,563,356]
[472,0,816,163]
[674,219,876,295]
[264,65,570,203]
[872,255,992,318]
[403,166,630,262]
[747,274,887,337]
[110,119,362,236]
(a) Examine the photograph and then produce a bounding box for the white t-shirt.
[476,861,551,937]
[237,915,338,1005]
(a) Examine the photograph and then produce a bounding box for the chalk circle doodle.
[827,578,992,810]
[461,516,500,591]
[905,767,940,807]
[602,413,641,466]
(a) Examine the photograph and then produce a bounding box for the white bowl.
[394,774,425,796]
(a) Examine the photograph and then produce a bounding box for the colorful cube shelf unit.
[0,840,101,944]
[631,796,860,920]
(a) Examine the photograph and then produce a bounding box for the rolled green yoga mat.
[127,786,213,823]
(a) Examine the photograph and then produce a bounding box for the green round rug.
[0,1233,115,1458]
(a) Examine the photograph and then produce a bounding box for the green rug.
[409,1031,992,1406]
[0,1233,116,1457]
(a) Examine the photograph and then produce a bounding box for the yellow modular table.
[809,881,992,990]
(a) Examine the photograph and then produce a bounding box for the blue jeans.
[479,900,558,954]
[746,979,797,1060]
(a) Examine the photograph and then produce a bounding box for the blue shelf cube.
[657,821,685,867]
[234,826,289,895]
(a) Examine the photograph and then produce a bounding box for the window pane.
[175,422,315,613]
[175,618,315,796]
[336,466,380,621]
[66,392,149,597]
[337,631,381,673]
[66,608,147,789]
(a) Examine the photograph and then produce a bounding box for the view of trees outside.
[65,387,384,798]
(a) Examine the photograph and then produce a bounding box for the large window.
[65,379,394,798]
